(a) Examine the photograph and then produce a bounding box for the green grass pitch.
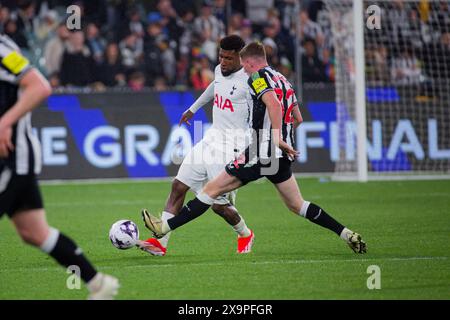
[0,178,449,299]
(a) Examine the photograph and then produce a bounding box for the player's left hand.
[179,110,194,126]
[0,122,14,158]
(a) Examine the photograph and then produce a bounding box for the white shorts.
[175,141,237,205]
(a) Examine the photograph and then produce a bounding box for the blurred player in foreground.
[0,34,119,299]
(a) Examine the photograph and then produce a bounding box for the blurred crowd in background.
[0,0,449,92]
[364,0,450,87]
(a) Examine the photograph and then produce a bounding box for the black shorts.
[0,167,44,219]
[225,155,293,186]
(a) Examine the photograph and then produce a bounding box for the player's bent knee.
[172,179,189,195]
[204,174,239,199]
[18,226,49,247]
[203,182,222,199]
[289,204,301,214]
[12,209,50,246]
[211,204,225,215]
[285,200,302,215]
[212,204,241,225]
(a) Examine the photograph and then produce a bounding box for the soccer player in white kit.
[138,35,255,256]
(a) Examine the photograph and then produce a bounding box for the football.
[109,220,139,250]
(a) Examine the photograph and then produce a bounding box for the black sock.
[49,233,97,283]
[167,197,211,230]
[305,203,345,236]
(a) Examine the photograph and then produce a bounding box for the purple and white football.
[109,220,139,250]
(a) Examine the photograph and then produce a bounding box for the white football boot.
[87,273,120,300]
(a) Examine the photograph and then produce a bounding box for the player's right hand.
[0,122,14,158]
[179,110,194,126]
[279,141,299,160]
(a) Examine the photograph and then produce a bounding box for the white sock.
[161,221,171,235]
[158,211,174,247]
[87,272,102,292]
[39,227,59,253]
[299,201,311,218]
[232,215,251,237]
[340,227,352,241]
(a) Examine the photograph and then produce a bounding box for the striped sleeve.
[0,37,32,84]
[247,69,274,100]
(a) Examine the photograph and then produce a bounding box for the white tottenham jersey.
[201,65,253,157]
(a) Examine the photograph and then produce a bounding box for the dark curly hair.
[220,35,246,52]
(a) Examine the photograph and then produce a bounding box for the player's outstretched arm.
[179,81,215,126]
[0,69,51,129]
[0,69,51,157]
[179,109,194,126]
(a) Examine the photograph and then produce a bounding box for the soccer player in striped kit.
[143,42,367,254]
[0,34,119,299]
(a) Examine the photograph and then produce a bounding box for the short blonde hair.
[239,42,266,59]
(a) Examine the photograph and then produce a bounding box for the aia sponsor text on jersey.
[214,94,235,112]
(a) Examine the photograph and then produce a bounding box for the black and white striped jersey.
[247,66,298,159]
[0,34,41,175]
